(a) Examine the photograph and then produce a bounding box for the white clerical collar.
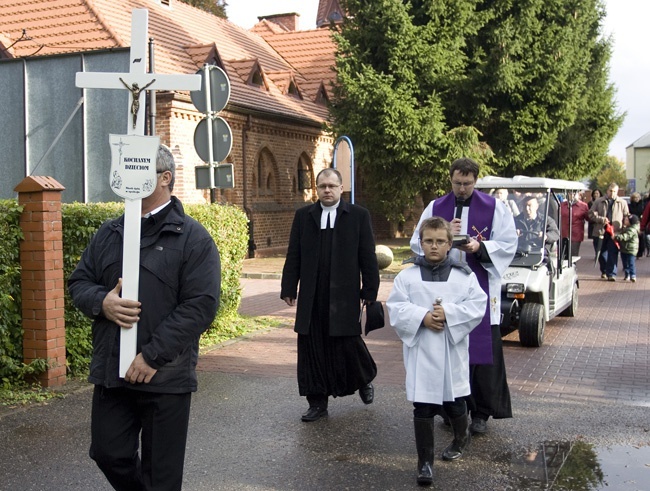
[143,200,171,219]
[320,201,340,229]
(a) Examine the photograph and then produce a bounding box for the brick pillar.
[14,176,66,387]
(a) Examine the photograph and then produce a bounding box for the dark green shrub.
[0,200,25,384]
[185,202,249,345]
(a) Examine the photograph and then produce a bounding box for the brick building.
[0,0,352,256]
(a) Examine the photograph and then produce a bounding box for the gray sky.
[226,0,648,161]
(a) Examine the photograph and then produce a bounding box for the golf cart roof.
[475,175,587,191]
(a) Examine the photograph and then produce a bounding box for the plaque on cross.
[76,9,201,377]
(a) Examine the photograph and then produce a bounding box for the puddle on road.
[500,440,649,490]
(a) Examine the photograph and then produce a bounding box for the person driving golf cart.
[514,195,560,257]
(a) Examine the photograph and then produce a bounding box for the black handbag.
[363,300,385,336]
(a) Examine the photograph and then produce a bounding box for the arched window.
[256,149,276,197]
[297,154,313,191]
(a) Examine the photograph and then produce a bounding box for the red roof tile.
[260,28,337,99]
[0,0,331,124]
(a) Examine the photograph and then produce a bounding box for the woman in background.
[587,189,602,256]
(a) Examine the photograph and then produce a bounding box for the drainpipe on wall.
[242,114,256,258]
[147,38,156,136]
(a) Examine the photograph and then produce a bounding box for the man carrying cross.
[68,144,221,490]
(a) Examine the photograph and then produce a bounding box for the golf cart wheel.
[519,303,545,347]
[560,282,578,317]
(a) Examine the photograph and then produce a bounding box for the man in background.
[589,182,629,281]
[281,168,380,422]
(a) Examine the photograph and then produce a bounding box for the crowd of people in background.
[497,182,649,283]
[586,184,649,282]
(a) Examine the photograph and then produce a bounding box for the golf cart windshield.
[475,175,587,268]
[484,186,557,267]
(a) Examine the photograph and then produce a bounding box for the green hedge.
[0,200,26,385]
[62,202,125,376]
[0,199,248,381]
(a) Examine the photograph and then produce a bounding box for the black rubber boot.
[413,417,434,486]
[439,408,452,431]
[442,414,471,461]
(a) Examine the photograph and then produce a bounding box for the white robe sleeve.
[410,200,435,255]
[442,271,488,345]
[482,200,518,277]
[386,270,430,348]
[387,268,487,348]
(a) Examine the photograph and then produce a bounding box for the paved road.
[233,255,650,407]
[0,249,648,490]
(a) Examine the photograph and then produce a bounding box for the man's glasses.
[451,181,475,188]
[317,184,341,190]
[420,239,450,247]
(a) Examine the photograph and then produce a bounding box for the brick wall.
[157,94,335,256]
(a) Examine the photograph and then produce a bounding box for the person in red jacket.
[560,191,590,257]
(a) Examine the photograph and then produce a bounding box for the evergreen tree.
[331,0,482,221]
[450,0,622,178]
[330,0,622,222]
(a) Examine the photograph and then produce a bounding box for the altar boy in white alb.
[387,217,487,487]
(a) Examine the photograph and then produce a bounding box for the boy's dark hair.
[449,157,479,179]
[628,214,640,226]
[419,216,453,242]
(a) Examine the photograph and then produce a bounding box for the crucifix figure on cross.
[119,77,156,128]
[75,8,201,377]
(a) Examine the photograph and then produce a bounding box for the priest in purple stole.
[410,158,517,435]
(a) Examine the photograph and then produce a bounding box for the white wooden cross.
[76,9,201,377]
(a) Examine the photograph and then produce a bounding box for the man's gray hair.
[156,144,176,191]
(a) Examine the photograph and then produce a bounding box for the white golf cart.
[475,176,587,347]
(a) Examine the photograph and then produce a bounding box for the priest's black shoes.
[359,383,374,404]
[301,406,328,422]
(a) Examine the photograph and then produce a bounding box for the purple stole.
[432,191,496,365]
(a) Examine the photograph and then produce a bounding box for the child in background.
[615,214,640,282]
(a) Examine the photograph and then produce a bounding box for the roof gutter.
[242,114,256,258]
[228,102,328,129]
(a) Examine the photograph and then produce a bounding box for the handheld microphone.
[455,199,465,219]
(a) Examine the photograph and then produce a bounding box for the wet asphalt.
[0,248,649,490]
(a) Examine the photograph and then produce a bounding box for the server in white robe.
[410,157,517,436]
[388,217,487,487]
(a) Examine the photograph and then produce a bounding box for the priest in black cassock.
[281,168,380,422]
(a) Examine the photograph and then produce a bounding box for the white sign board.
[109,134,160,199]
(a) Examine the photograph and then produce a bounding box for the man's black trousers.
[90,385,191,491]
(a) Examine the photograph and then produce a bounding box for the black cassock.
[297,225,376,398]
